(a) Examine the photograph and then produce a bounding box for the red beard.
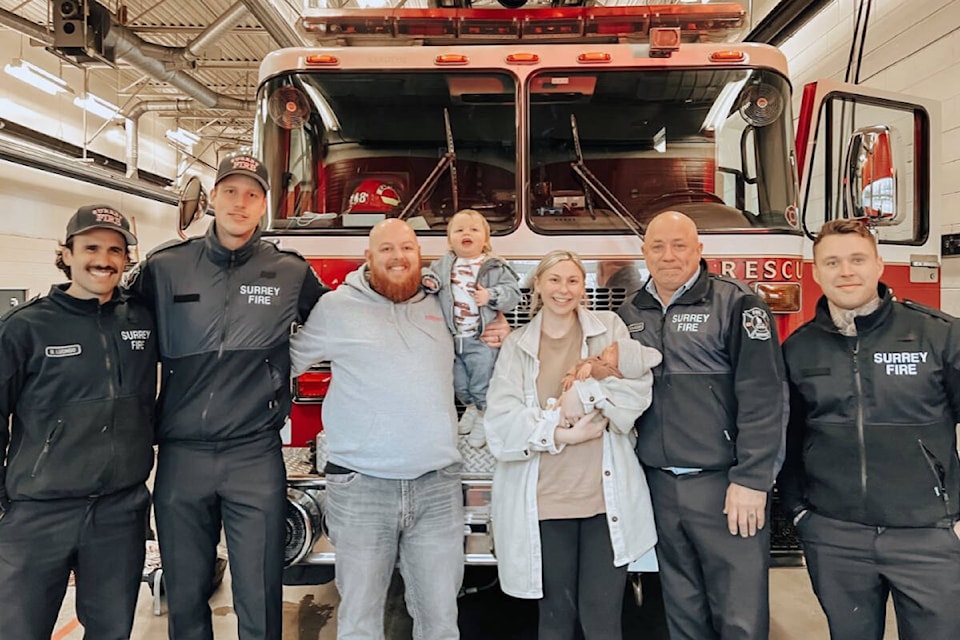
[369,259,422,302]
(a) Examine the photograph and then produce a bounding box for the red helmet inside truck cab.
[346,179,403,215]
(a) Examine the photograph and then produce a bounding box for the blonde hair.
[529,250,587,313]
[447,209,493,254]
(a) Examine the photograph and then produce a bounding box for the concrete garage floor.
[48,565,898,639]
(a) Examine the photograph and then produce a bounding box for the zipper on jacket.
[656,310,669,464]
[918,439,951,515]
[99,307,120,487]
[852,340,867,499]
[31,419,64,478]
[202,252,236,428]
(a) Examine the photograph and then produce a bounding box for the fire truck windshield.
[257,66,798,236]
[529,68,798,234]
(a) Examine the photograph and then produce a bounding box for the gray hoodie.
[290,265,461,479]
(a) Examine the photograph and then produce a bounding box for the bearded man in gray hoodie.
[291,218,465,640]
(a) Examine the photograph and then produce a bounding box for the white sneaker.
[467,412,486,448]
[458,405,479,435]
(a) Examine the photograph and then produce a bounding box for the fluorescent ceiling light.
[4,59,72,96]
[73,93,121,120]
[165,127,201,150]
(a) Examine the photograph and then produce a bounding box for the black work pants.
[799,511,960,640]
[0,484,150,640]
[538,513,627,640]
[645,468,769,640]
[154,432,286,640]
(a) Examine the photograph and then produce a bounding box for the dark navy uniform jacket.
[0,285,157,503]
[780,284,960,527]
[617,261,788,492]
[126,224,325,443]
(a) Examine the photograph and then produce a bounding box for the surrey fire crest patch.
[741,307,771,341]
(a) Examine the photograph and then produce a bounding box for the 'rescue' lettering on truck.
[237,0,940,583]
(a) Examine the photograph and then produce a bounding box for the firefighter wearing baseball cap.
[126,154,328,638]
[0,205,156,638]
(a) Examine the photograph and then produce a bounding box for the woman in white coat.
[485,250,661,640]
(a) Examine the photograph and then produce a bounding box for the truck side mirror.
[178,176,209,238]
[844,124,903,225]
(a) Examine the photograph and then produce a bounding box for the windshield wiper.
[568,114,644,239]
[399,108,458,220]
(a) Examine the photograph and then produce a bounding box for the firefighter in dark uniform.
[617,211,788,640]
[0,206,156,639]
[779,219,960,639]
[126,155,326,640]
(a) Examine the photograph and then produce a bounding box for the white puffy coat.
[484,307,660,599]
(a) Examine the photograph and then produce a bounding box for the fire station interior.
[1,0,959,638]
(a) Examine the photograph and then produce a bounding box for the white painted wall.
[0,29,214,301]
[774,0,960,312]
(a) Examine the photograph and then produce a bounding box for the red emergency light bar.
[301,4,746,42]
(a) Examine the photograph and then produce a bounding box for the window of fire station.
[256,72,518,235]
[527,68,800,234]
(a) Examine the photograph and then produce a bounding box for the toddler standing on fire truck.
[432,209,521,448]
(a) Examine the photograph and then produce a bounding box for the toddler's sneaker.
[458,404,479,435]
[467,411,486,448]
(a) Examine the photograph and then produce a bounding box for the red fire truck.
[239,0,941,581]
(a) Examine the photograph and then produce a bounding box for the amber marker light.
[435,54,469,66]
[753,283,801,313]
[506,53,539,65]
[305,54,339,66]
[709,50,746,63]
[577,52,612,64]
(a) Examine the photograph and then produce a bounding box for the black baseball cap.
[65,204,137,246]
[215,154,269,193]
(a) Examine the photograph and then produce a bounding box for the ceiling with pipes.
[0,0,308,144]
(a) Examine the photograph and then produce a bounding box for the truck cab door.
[796,79,941,305]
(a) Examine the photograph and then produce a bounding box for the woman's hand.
[555,410,606,446]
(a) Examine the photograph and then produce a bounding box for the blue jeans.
[453,335,498,410]
[325,464,465,640]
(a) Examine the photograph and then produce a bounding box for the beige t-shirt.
[535,325,606,521]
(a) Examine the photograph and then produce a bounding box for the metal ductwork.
[240,0,308,49]
[124,100,204,178]
[135,2,250,65]
[0,4,257,191]
[103,22,256,111]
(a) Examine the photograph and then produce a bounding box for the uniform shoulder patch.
[742,306,772,340]
[0,293,43,322]
[262,240,309,262]
[146,236,193,259]
[711,273,753,295]
[901,299,954,322]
